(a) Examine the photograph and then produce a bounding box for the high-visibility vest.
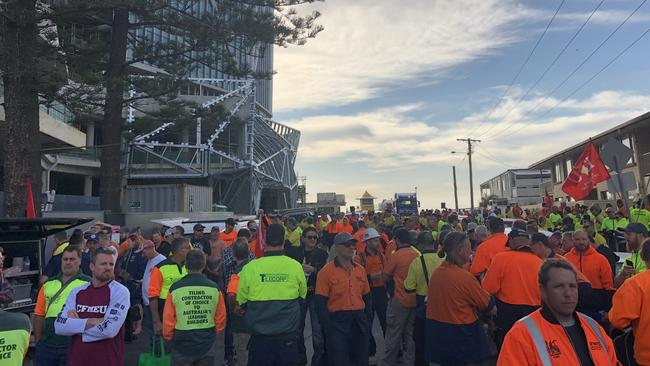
[157,260,188,300]
[0,310,30,366]
[36,274,90,347]
[519,312,615,366]
[170,277,220,331]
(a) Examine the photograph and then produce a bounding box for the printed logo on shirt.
[76,305,107,314]
[259,273,288,283]
[589,341,603,351]
[546,340,561,358]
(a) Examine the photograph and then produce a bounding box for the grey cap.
[467,222,478,232]
[333,232,355,246]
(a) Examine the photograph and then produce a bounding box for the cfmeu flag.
[544,189,553,209]
[562,143,610,201]
[255,210,271,258]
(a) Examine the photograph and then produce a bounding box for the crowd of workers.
[0,197,650,366]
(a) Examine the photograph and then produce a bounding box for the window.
[554,162,563,183]
[601,191,614,200]
[621,136,635,165]
[565,159,573,178]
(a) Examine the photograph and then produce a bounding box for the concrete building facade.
[480,169,552,206]
[529,112,650,205]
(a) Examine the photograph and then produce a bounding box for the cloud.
[273,0,534,112]
[286,104,457,171]
[455,90,650,169]
[291,90,650,209]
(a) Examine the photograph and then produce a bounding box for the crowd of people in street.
[1,196,650,365]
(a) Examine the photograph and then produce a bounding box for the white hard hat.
[362,228,381,242]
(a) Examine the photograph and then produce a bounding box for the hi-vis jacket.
[236,251,307,338]
[498,307,619,366]
[163,273,226,357]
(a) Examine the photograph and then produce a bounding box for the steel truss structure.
[126,78,300,213]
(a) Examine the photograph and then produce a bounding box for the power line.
[474,148,512,169]
[477,0,606,139]
[470,0,566,136]
[482,0,648,141]
[494,27,650,140]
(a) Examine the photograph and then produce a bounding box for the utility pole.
[453,166,459,210]
[457,138,481,210]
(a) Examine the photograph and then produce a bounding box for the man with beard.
[55,247,130,366]
[564,230,614,291]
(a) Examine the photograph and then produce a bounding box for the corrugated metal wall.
[126,184,213,212]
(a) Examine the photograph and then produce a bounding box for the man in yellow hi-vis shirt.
[404,231,443,366]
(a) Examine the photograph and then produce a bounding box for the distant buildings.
[480,111,650,208]
[357,191,377,211]
[480,169,551,207]
[304,192,346,214]
[529,112,650,204]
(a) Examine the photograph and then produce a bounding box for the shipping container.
[126,184,213,212]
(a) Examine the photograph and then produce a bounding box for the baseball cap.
[85,233,98,242]
[193,223,205,231]
[625,223,649,236]
[467,222,478,232]
[508,228,529,240]
[362,228,381,242]
[225,218,236,226]
[333,232,355,246]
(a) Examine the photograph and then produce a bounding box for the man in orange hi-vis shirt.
[219,218,239,246]
[470,217,508,277]
[483,228,543,346]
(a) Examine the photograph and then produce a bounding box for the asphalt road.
[124,313,387,366]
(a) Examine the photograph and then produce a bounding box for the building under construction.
[122,2,300,214]
[125,76,300,214]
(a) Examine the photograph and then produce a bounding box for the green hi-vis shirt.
[157,258,188,300]
[404,251,443,297]
[236,252,307,337]
[548,213,562,230]
[630,208,650,230]
[36,273,90,347]
[618,251,648,275]
[167,274,224,357]
[0,310,30,366]
[601,218,617,231]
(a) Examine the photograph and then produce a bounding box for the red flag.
[26,178,36,218]
[562,143,610,201]
[255,210,268,258]
[544,189,553,210]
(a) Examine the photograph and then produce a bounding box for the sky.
[272,0,650,210]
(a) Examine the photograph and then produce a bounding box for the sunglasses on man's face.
[306,235,318,240]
